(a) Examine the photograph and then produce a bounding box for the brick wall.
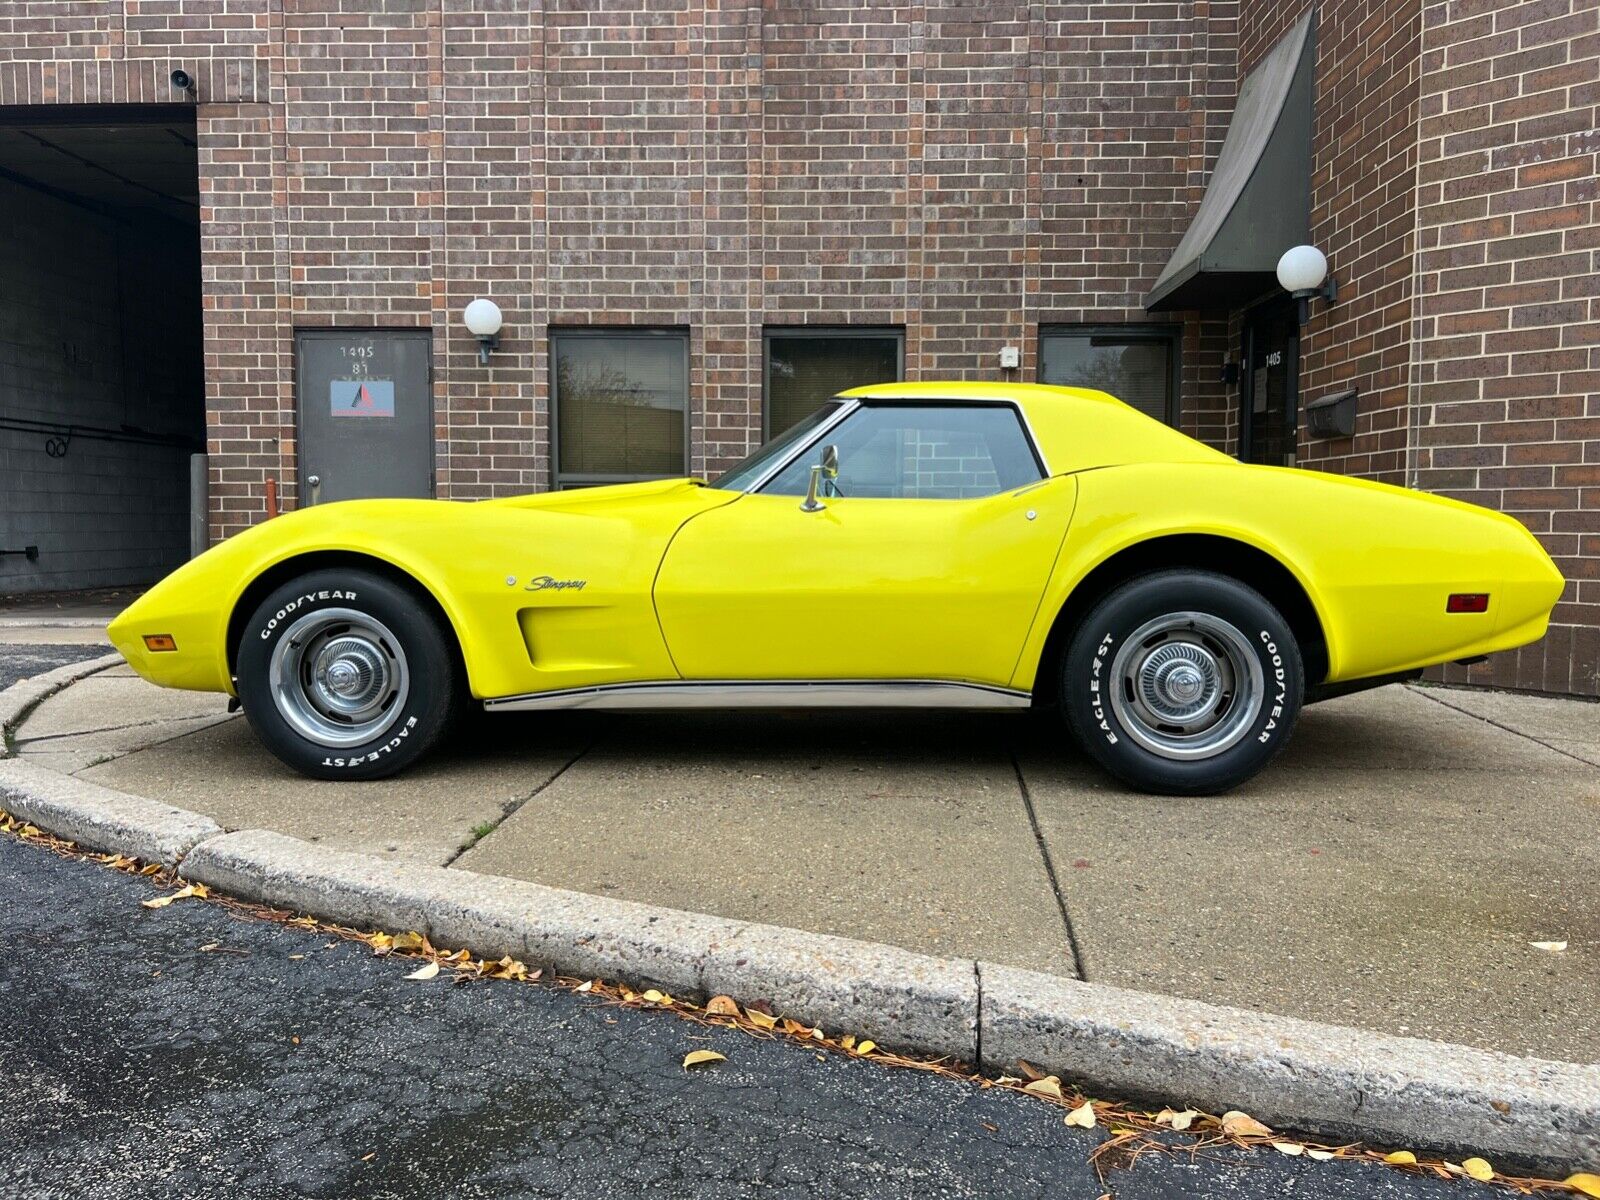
[2,0,1595,693]
[1414,0,1600,696]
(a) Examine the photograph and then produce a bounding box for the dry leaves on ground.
[682,1050,727,1070]
[141,882,208,909]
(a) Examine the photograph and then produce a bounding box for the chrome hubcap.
[1109,612,1263,761]
[269,608,409,748]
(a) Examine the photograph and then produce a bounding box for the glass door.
[1240,301,1299,466]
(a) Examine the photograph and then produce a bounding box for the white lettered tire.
[236,569,459,780]
[1061,571,1303,795]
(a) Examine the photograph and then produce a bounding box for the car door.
[653,402,1077,686]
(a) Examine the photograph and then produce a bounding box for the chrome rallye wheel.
[236,569,459,780]
[1061,571,1302,795]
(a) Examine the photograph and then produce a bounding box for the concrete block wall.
[0,177,201,594]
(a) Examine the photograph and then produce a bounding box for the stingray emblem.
[525,575,587,592]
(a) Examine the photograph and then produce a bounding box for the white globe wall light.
[1275,245,1337,325]
[463,298,503,364]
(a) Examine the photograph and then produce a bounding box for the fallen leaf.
[1272,1142,1305,1156]
[1022,1075,1063,1099]
[141,895,176,909]
[361,1153,375,1162]
[1221,1111,1273,1138]
[855,1040,877,1056]
[288,954,305,961]
[642,989,666,1004]
[1461,1158,1493,1182]
[1306,1150,1336,1162]
[1063,1101,1096,1129]
[1156,1108,1199,1131]
[1017,1059,1046,1082]
[981,1122,998,1132]
[745,1008,778,1030]
[705,995,740,1017]
[199,942,220,952]
[369,933,394,953]
[682,1050,726,1069]
[391,931,425,952]
[575,980,594,993]
[1566,1173,1600,1198]
[404,962,441,981]
[1384,1150,1417,1165]
[1530,940,1568,953]
[140,863,162,876]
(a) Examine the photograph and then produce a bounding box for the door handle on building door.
[307,474,322,505]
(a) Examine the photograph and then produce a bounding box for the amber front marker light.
[1446,593,1490,614]
[142,634,179,653]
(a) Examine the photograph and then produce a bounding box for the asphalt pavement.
[0,831,1475,1200]
[0,641,108,692]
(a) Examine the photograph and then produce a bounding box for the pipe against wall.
[189,453,209,559]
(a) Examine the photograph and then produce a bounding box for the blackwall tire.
[236,569,459,780]
[1061,570,1303,795]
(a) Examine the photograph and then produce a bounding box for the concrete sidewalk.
[10,649,1600,1065]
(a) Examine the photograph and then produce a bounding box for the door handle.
[307,474,322,506]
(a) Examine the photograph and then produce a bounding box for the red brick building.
[0,1,1594,696]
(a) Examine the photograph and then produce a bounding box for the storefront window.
[1039,326,1179,425]
[552,330,688,486]
[764,329,903,436]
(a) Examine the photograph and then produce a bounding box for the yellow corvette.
[108,382,1563,794]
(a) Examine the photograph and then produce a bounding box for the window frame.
[762,325,906,441]
[549,326,691,489]
[749,398,1048,499]
[1037,323,1182,427]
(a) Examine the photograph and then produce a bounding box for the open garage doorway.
[0,104,204,598]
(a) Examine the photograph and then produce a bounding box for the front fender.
[109,487,731,699]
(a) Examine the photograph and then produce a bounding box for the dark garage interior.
[0,104,204,596]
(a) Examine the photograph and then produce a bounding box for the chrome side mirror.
[801,443,839,513]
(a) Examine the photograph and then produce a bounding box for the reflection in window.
[1039,327,1178,424]
[765,329,902,436]
[762,404,1041,500]
[553,331,687,486]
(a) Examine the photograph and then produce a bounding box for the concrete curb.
[0,672,1594,1170]
[0,758,223,866]
[181,828,978,1058]
[0,650,122,758]
[0,617,112,629]
[980,963,1600,1170]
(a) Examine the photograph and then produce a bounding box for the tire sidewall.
[1065,572,1302,794]
[236,570,454,779]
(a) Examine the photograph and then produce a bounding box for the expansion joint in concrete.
[1009,749,1087,982]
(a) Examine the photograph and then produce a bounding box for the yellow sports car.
[108,382,1563,794]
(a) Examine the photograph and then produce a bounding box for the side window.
[762,404,1042,499]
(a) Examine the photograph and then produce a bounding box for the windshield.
[710,401,844,491]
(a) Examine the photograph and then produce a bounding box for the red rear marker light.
[143,634,179,652]
[1446,594,1490,614]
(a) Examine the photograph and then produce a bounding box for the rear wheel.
[1061,571,1302,795]
[236,569,459,780]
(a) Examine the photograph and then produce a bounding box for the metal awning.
[1145,11,1316,312]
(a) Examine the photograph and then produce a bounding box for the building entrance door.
[1240,301,1299,466]
[295,329,433,505]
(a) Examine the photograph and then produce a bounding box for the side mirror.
[801,444,840,513]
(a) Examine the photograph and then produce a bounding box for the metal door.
[296,329,433,504]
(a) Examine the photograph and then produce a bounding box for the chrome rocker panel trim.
[482,679,1034,713]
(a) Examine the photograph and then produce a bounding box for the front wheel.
[236,569,460,780]
[1060,571,1303,795]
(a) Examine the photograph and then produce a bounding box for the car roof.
[834,380,1230,472]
